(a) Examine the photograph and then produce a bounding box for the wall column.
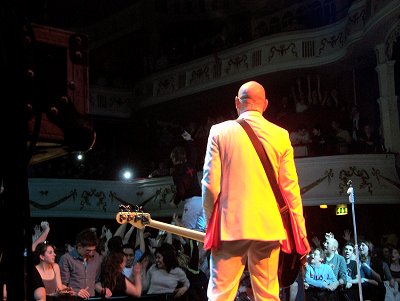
[374,43,400,153]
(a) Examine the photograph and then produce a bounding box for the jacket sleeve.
[201,125,221,223]
[278,131,308,241]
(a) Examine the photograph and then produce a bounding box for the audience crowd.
[11,217,396,301]
[29,75,386,181]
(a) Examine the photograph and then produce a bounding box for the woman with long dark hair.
[95,251,142,298]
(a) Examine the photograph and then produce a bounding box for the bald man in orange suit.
[201,81,308,301]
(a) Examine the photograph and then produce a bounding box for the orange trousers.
[207,240,280,301]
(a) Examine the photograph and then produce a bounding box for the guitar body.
[278,251,302,288]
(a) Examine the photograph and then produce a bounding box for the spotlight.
[76,153,84,161]
[120,168,133,181]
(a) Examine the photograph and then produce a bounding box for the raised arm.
[135,228,146,253]
[32,221,50,251]
[125,263,142,297]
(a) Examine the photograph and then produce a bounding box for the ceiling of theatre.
[18,0,392,117]
[21,0,302,85]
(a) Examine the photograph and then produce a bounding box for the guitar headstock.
[116,205,151,229]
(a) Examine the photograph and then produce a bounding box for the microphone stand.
[347,180,363,301]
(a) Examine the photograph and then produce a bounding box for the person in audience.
[307,74,323,110]
[349,105,361,143]
[291,78,309,113]
[289,125,312,146]
[321,88,340,109]
[95,250,142,298]
[383,244,394,264]
[122,243,136,280]
[59,228,102,299]
[329,120,352,154]
[323,235,350,293]
[138,250,154,292]
[358,124,381,153]
[34,242,72,296]
[170,130,205,231]
[310,124,328,156]
[275,95,294,121]
[143,243,190,299]
[33,265,46,301]
[107,235,123,254]
[341,242,360,301]
[390,247,400,285]
[305,248,337,301]
[359,240,386,301]
[342,242,359,284]
[170,215,208,301]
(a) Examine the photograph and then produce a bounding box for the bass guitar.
[116,205,205,242]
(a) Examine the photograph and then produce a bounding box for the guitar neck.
[131,219,205,243]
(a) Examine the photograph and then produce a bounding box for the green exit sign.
[336,204,348,215]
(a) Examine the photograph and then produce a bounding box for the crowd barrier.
[47,293,178,301]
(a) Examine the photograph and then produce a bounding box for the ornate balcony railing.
[30,153,400,219]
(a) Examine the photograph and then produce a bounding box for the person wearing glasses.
[59,228,102,299]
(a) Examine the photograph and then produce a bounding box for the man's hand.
[76,287,90,299]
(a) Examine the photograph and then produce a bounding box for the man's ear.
[235,96,240,110]
[263,98,268,112]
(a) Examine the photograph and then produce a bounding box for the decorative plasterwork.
[29,154,400,219]
[385,20,400,60]
[134,0,400,108]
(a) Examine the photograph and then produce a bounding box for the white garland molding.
[29,153,400,219]
[132,0,400,108]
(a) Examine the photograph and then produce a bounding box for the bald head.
[235,81,268,114]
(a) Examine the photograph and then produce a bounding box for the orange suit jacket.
[202,111,307,242]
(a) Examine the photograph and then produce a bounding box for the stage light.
[320,204,328,209]
[120,168,133,181]
[76,153,84,161]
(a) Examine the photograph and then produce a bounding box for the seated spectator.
[358,124,382,153]
[305,248,337,300]
[290,125,312,157]
[275,95,294,121]
[95,250,142,298]
[289,125,312,146]
[143,243,190,299]
[330,120,352,154]
[310,124,328,156]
